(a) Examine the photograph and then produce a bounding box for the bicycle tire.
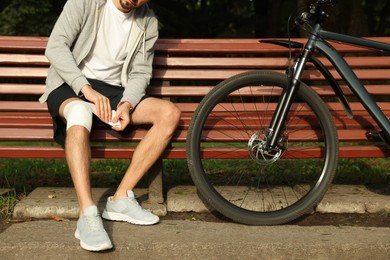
[186,70,338,225]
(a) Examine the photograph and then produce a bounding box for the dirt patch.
[1,212,389,234]
[0,217,35,233]
[162,212,390,227]
[293,212,390,227]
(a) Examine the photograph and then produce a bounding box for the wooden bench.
[1,36,389,214]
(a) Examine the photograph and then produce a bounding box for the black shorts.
[47,78,148,147]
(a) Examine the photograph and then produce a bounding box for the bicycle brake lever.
[295,12,310,25]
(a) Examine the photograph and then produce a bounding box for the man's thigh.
[131,97,178,125]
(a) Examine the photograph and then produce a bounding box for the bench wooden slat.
[1,36,389,53]
[0,110,383,131]
[0,54,48,65]
[1,83,389,96]
[0,101,389,115]
[2,67,389,81]
[0,145,388,159]
[156,38,390,53]
[0,116,380,130]
[0,83,45,94]
[0,126,383,143]
[153,56,390,69]
[0,36,47,52]
[0,67,47,78]
[154,68,390,81]
[1,54,388,71]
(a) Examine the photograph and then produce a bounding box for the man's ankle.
[112,189,132,202]
[80,203,97,216]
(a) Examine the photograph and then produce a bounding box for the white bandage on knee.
[63,100,93,132]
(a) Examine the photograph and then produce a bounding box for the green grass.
[0,158,194,194]
[2,157,387,194]
[0,157,388,191]
[335,158,390,185]
[0,157,389,219]
[0,190,19,220]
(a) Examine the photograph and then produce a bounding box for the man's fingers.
[112,109,130,131]
[96,97,111,122]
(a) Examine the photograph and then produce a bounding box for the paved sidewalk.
[1,219,389,259]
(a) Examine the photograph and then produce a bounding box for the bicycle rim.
[186,70,338,225]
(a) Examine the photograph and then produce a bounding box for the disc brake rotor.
[248,131,286,165]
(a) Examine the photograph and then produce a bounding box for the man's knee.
[63,100,93,132]
[161,103,181,128]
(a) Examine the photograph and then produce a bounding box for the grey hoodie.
[39,0,159,108]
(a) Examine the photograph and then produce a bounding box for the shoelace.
[85,215,104,232]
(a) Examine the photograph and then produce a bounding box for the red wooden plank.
[0,36,48,52]
[153,56,390,69]
[193,146,390,159]
[0,84,45,95]
[1,67,389,82]
[0,110,381,131]
[152,68,390,81]
[0,113,381,131]
[155,37,390,54]
[0,101,48,111]
[1,101,389,114]
[0,54,48,65]
[1,83,389,96]
[0,145,387,159]
[0,67,48,78]
[0,54,387,70]
[338,146,390,158]
[0,125,384,143]
[2,36,389,53]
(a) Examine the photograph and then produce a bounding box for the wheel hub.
[248,131,286,165]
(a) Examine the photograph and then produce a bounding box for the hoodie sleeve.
[119,11,159,108]
[45,0,91,95]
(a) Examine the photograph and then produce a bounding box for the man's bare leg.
[65,126,95,214]
[60,98,94,215]
[112,98,181,201]
[59,98,112,251]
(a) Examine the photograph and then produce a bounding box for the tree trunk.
[323,0,369,36]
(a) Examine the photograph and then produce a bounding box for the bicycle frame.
[267,23,390,148]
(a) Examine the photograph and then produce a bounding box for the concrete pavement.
[0,219,389,259]
[1,185,389,259]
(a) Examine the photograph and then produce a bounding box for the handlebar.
[295,0,338,25]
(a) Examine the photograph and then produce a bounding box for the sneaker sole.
[102,210,159,225]
[74,229,113,252]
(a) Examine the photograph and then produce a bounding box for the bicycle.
[186,0,390,225]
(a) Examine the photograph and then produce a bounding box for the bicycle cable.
[286,14,293,79]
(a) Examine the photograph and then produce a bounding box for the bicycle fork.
[265,48,313,151]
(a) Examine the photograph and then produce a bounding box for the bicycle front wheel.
[186,70,338,225]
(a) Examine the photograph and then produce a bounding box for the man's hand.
[112,101,132,131]
[81,84,111,123]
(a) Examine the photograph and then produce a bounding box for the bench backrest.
[0,36,389,158]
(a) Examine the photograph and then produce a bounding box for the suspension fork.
[266,48,313,148]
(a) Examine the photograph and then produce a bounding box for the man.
[39,0,181,251]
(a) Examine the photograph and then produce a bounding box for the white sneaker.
[102,190,160,225]
[74,205,113,251]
